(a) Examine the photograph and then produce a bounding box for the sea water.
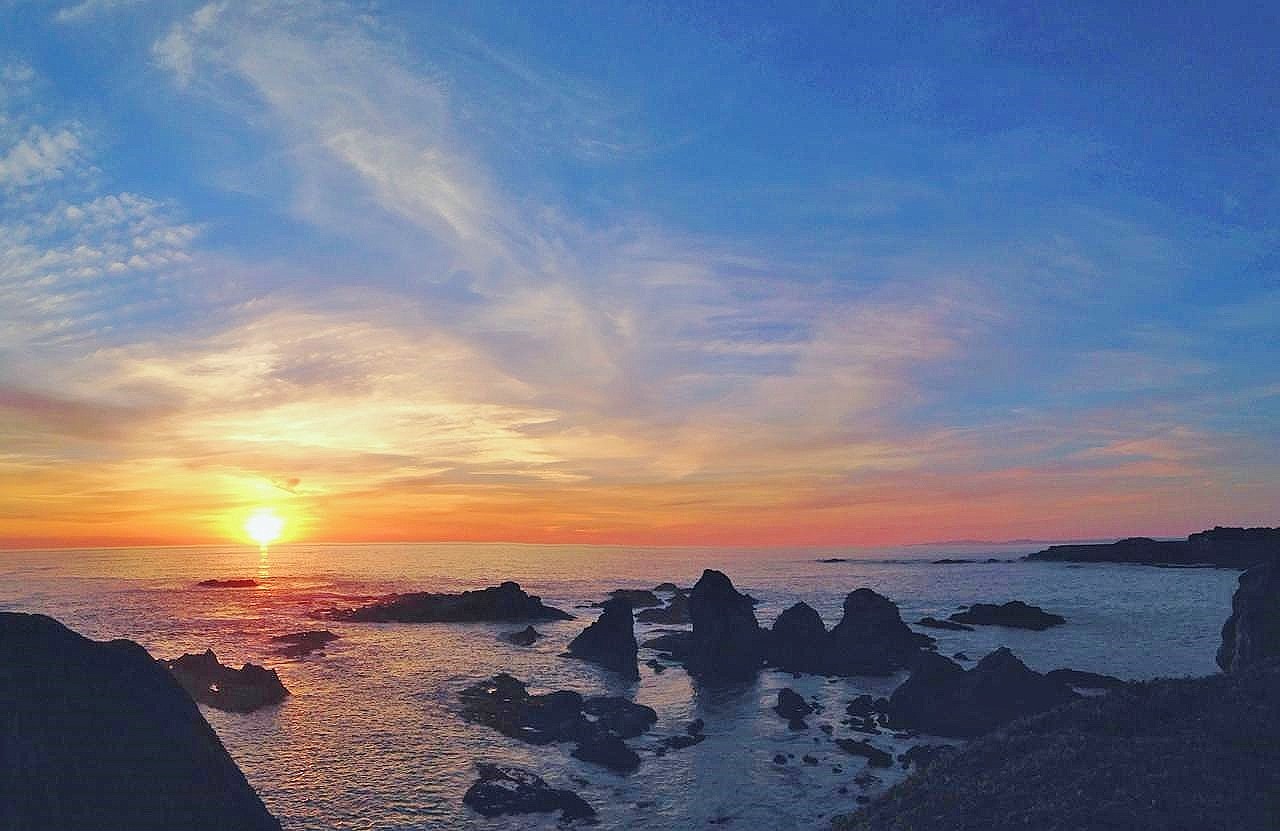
[0,542,1240,829]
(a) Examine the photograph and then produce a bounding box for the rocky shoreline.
[1027,526,1279,568]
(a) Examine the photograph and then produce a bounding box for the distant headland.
[1026,527,1280,568]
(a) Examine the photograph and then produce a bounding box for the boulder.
[161,650,289,713]
[949,601,1065,630]
[774,687,814,722]
[685,570,765,680]
[565,597,639,678]
[196,578,258,588]
[269,630,339,657]
[826,589,933,675]
[767,602,830,674]
[504,625,542,646]
[888,648,1077,737]
[1218,561,1280,673]
[463,763,595,821]
[0,612,281,830]
[322,581,573,623]
[635,591,690,624]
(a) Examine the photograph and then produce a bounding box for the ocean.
[0,542,1240,830]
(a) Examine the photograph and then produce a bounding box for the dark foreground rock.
[197,578,258,588]
[0,612,281,830]
[949,600,1065,630]
[1027,526,1280,568]
[162,650,289,713]
[566,597,639,678]
[458,674,654,772]
[768,590,933,677]
[270,630,339,657]
[463,763,596,822]
[888,648,1077,737]
[835,658,1280,831]
[321,581,573,623]
[504,625,542,646]
[1218,560,1280,673]
[685,569,765,680]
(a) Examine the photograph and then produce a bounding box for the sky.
[0,1,1277,549]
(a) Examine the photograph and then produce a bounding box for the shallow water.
[0,542,1240,829]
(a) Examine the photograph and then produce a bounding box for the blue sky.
[1,1,1276,546]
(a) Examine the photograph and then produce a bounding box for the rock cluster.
[322,581,573,623]
[635,590,690,624]
[1028,526,1280,568]
[162,650,289,713]
[767,591,933,676]
[463,763,595,822]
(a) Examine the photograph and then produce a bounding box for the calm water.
[0,543,1240,829]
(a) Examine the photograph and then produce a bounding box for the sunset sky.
[1,2,1276,548]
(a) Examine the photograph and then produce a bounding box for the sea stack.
[566,597,640,678]
[685,569,764,680]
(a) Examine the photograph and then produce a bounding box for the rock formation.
[767,602,830,674]
[595,589,662,608]
[322,581,573,623]
[684,569,765,680]
[635,590,690,623]
[162,650,289,713]
[197,578,258,588]
[269,630,338,657]
[949,600,1065,630]
[825,589,934,675]
[0,612,281,830]
[463,764,595,821]
[504,625,542,646]
[1218,560,1280,673]
[565,597,639,678]
[1027,526,1280,568]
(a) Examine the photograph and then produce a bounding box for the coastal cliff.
[1026,526,1280,568]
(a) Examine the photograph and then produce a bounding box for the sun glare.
[244,508,285,548]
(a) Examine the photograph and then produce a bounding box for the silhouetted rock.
[572,733,641,773]
[1218,561,1280,673]
[767,602,830,673]
[685,570,765,680]
[635,591,690,624]
[932,559,974,564]
[504,625,542,646]
[595,589,661,608]
[0,612,281,831]
[566,598,639,678]
[652,582,681,593]
[162,650,289,713]
[1045,668,1127,690]
[1027,527,1280,568]
[196,578,258,588]
[640,630,693,659]
[835,739,893,767]
[323,581,573,623]
[817,557,850,563]
[917,616,973,631]
[949,600,1065,630]
[835,659,1280,831]
[888,648,1077,737]
[463,763,595,821]
[582,697,657,738]
[269,630,338,657]
[827,589,934,675]
[774,688,814,722]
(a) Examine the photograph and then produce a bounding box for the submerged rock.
[1217,561,1280,673]
[270,630,339,657]
[685,570,765,680]
[322,581,572,623]
[463,763,596,822]
[0,612,281,830]
[162,650,289,713]
[196,578,258,588]
[504,625,542,646]
[949,600,1065,630]
[888,648,1077,738]
[566,597,639,678]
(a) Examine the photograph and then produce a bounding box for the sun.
[244,508,285,547]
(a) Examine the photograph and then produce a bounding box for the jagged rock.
[949,601,1065,630]
[463,763,595,821]
[888,648,1077,737]
[1218,561,1280,673]
[196,578,258,588]
[566,598,639,678]
[572,734,641,773]
[774,688,814,721]
[582,697,657,738]
[321,581,573,623]
[0,612,281,830]
[826,589,934,675]
[836,739,893,767]
[504,625,542,646]
[635,591,690,624]
[767,602,830,673]
[685,570,765,680]
[269,630,339,657]
[162,650,289,713]
[917,616,973,631]
[1045,668,1127,690]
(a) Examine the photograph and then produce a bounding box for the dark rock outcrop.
[463,763,595,822]
[0,612,281,830]
[504,625,542,646]
[917,616,973,631]
[582,696,658,738]
[767,602,830,673]
[1027,526,1280,568]
[269,630,338,657]
[572,734,641,772]
[836,739,893,768]
[888,648,1077,738]
[162,650,289,713]
[826,589,934,675]
[817,557,850,563]
[635,591,690,624]
[566,598,639,678]
[652,582,681,593]
[321,581,573,623]
[1045,668,1127,690]
[197,578,258,588]
[774,687,814,723]
[684,570,765,680]
[1218,561,1280,673]
[640,630,693,659]
[949,601,1065,630]
[595,589,661,609]
[835,658,1280,831]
